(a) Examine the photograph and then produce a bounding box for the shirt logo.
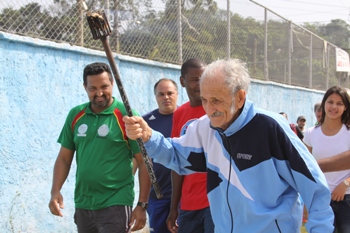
[149,115,156,120]
[77,124,88,136]
[237,153,252,160]
[97,124,109,137]
[180,119,197,136]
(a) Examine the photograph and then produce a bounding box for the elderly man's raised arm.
[123,116,152,142]
[318,150,350,172]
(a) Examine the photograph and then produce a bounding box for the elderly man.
[123,59,334,233]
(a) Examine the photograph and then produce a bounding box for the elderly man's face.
[200,76,244,130]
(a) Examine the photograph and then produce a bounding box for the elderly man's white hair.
[200,59,250,96]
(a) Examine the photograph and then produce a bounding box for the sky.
[251,0,350,25]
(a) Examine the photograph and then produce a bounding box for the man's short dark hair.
[181,58,206,77]
[83,62,113,85]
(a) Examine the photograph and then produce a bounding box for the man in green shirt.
[49,62,150,232]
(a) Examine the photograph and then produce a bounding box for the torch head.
[86,10,112,40]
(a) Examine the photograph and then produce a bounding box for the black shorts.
[74,205,132,233]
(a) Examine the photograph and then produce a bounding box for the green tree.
[303,19,350,51]
[0,3,51,37]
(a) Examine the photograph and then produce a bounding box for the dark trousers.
[178,207,214,233]
[74,205,132,233]
[147,197,171,233]
[331,194,350,233]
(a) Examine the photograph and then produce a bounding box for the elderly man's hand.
[123,116,152,142]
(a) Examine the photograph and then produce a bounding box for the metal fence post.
[77,0,84,46]
[288,22,292,85]
[115,0,119,53]
[309,35,313,88]
[177,0,182,64]
[264,8,268,81]
[327,45,330,89]
[226,0,230,59]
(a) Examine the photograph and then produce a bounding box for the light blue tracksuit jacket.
[145,99,334,233]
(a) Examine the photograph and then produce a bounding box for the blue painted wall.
[0,31,324,232]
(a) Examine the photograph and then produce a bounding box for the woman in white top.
[304,86,350,233]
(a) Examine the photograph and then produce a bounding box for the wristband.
[137,201,148,210]
[343,180,350,187]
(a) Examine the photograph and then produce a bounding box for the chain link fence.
[0,0,348,91]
